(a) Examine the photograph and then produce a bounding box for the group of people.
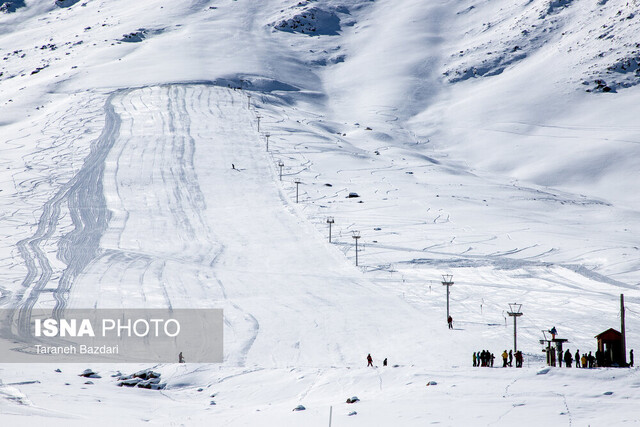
[473,350,524,367]
[501,349,524,368]
[473,350,495,367]
[559,348,634,368]
[366,354,388,367]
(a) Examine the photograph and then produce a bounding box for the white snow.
[1,0,640,425]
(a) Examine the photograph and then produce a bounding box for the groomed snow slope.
[1,0,640,425]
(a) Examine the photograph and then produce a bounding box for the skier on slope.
[367,353,373,367]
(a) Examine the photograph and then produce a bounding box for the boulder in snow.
[79,369,101,378]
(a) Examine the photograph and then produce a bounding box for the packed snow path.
[12,85,427,367]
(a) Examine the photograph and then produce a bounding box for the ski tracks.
[11,91,121,335]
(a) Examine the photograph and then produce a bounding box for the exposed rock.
[79,369,101,379]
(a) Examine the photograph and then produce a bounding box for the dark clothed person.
[564,349,572,368]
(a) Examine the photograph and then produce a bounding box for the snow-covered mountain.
[1,0,639,425]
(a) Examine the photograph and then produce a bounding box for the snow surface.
[1,0,640,425]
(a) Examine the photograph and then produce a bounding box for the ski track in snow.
[10,92,119,337]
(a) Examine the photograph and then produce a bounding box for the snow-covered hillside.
[1,0,640,425]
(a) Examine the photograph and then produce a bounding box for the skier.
[447,315,453,329]
[581,353,587,369]
[178,352,185,363]
[383,358,388,367]
[508,350,513,367]
[502,350,508,367]
[367,353,373,367]
[575,350,581,368]
[232,163,235,170]
[473,352,477,367]
[491,353,495,367]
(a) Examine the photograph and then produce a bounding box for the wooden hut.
[595,328,626,367]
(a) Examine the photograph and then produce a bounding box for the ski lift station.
[595,328,626,367]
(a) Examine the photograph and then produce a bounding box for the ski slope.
[1,0,640,425]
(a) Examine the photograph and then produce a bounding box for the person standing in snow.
[383,358,388,366]
[575,350,581,368]
[473,352,477,367]
[447,315,453,329]
[630,349,634,367]
[515,351,522,368]
[508,350,513,367]
[367,353,373,367]
[557,346,563,367]
[502,350,508,367]
[491,353,495,367]
[178,352,185,363]
[564,349,572,367]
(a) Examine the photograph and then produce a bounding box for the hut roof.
[595,328,622,340]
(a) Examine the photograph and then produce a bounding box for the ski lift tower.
[326,217,335,242]
[507,303,523,353]
[352,231,361,266]
[294,178,301,203]
[264,132,270,151]
[441,274,454,321]
[277,161,284,181]
[256,114,262,133]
